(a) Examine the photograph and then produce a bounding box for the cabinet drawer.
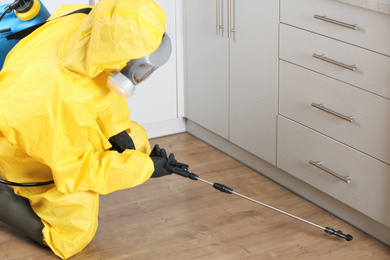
[280,0,390,56]
[280,24,390,99]
[277,116,390,227]
[279,61,390,164]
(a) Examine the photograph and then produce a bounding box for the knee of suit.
[39,190,100,259]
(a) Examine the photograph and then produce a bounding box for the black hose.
[0,179,54,187]
[0,10,7,22]
[0,0,22,22]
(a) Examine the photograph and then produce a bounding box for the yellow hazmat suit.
[0,0,165,259]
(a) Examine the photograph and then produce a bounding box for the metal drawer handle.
[313,54,357,71]
[311,103,354,122]
[309,161,351,183]
[228,0,236,39]
[314,14,358,30]
[216,0,220,35]
[216,0,224,35]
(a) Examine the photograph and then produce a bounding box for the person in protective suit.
[0,0,183,259]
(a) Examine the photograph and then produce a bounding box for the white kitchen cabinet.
[278,0,390,231]
[280,0,390,57]
[280,24,390,100]
[185,0,229,139]
[185,0,278,164]
[279,60,390,164]
[185,0,390,246]
[278,116,390,227]
[229,0,279,164]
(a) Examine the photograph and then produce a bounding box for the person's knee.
[43,212,98,259]
[40,190,100,259]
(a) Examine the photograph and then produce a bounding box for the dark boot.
[0,183,45,246]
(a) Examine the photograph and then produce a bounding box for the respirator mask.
[107,33,172,97]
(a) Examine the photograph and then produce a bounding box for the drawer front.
[277,116,390,227]
[279,61,390,164]
[280,0,390,56]
[280,24,390,99]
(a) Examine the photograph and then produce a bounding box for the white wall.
[126,0,178,124]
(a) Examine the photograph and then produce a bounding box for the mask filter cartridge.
[107,71,136,97]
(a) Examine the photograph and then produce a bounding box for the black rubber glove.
[109,131,135,153]
[150,144,189,178]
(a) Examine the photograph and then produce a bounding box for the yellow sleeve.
[47,98,154,195]
[54,145,154,195]
[0,89,153,195]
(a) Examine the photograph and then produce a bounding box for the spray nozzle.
[325,227,353,241]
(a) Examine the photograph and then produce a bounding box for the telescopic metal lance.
[168,166,353,242]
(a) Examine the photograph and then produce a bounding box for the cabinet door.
[185,0,229,139]
[230,0,279,164]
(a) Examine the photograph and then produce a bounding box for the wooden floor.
[1,133,389,259]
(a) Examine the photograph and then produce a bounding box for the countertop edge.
[336,0,390,15]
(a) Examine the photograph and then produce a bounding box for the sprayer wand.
[168,165,353,242]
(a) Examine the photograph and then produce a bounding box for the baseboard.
[186,120,390,247]
[143,117,187,139]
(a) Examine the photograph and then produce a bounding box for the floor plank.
[1,133,389,259]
